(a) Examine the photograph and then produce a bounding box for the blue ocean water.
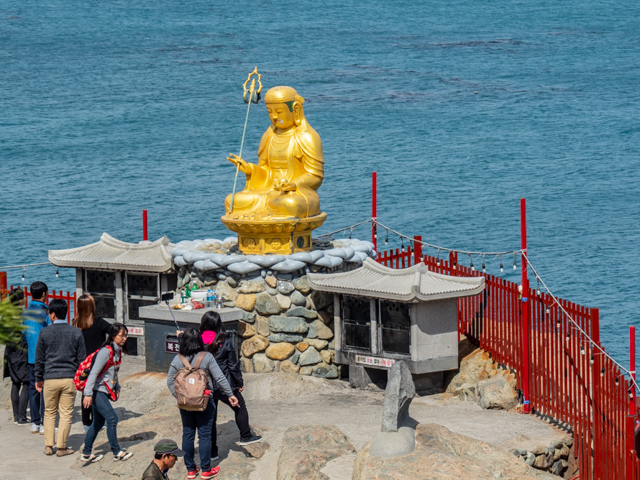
[1,1,639,366]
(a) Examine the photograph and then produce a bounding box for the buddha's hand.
[227,154,253,174]
[274,180,297,192]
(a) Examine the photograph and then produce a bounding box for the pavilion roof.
[307,258,484,302]
[49,233,174,273]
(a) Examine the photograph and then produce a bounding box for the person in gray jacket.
[167,328,238,480]
[80,323,132,463]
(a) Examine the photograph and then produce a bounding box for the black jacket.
[3,332,29,383]
[213,336,243,391]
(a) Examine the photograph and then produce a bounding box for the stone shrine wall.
[172,237,377,378]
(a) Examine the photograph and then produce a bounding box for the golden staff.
[229,66,262,214]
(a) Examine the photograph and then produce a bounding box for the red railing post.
[143,209,148,241]
[520,198,531,413]
[413,235,422,265]
[0,271,7,294]
[371,172,377,254]
[632,326,637,416]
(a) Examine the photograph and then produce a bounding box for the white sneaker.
[31,423,40,434]
[39,425,44,435]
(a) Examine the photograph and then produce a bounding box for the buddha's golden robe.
[224,120,324,219]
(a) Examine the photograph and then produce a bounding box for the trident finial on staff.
[229,67,262,214]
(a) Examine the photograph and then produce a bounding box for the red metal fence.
[377,241,639,479]
[1,284,76,322]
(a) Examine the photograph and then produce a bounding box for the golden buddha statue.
[221,86,327,255]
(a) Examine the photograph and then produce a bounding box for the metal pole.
[520,198,531,413]
[372,171,377,253]
[143,209,148,241]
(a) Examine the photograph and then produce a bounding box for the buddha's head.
[265,86,305,131]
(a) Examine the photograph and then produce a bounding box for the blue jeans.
[180,401,215,472]
[82,391,121,455]
[28,364,44,425]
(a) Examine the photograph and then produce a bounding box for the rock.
[265,275,277,288]
[299,366,313,375]
[450,382,477,402]
[238,322,256,338]
[240,357,253,373]
[290,351,300,364]
[297,342,309,352]
[524,452,536,466]
[306,338,328,350]
[277,280,295,295]
[551,459,568,476]
[477,375,518,410]
[353,423,558,480]
[242,312,256,324]
[292,276,311,294]
[255,292,281,315]
[381,361,415,433]
[238,278,266,294]
[560,445,570,457]
[266,343,295,361]
[226,276,238,288]
[320,349,333,364]
[290,290,307,306]
[317,310,332,324]
[241,439,270,459]
[280,360,300,374]
[534,452,554,469]
[268,333,304,343]
[308,290,333,311]
[235,294,257,312]
[266,287,278,296]
[276,294,292,311]
[241,335,269,358]
[215,281,238,302]
[445,348,493,394]
[277,425,354,480]
[307,320,333,340]
[286,306,317,319]
[252,353,275,373]
[256,315,270,336]
[312,363,338,379]
[299,347,323,366]
[269,315,309,334]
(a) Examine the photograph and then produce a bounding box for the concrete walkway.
[0,355,566,480]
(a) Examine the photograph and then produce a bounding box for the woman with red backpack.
[72,294,110,433]
[80,323,132,463]
[167,328,238,480]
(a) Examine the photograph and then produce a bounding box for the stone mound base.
[353,423,558,480]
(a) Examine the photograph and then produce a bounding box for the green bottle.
[185,283,191,298]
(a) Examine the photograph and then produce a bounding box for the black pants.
[11,380,29,422]
[211,388,251,456]
[81,403,93,427]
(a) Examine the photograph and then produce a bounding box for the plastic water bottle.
[212,293,217,309]
[206,289,213,308]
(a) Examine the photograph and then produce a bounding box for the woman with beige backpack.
[167,328,238,480]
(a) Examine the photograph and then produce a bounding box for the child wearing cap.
[141,439,184,480]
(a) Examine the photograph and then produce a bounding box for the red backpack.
[74,346,120,399]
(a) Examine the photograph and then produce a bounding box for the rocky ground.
[0,354,570,480]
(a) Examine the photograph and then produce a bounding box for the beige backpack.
[173,352,210,412]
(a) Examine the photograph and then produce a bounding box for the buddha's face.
[266,103,295,130]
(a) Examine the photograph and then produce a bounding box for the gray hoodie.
[83,343,122,397]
